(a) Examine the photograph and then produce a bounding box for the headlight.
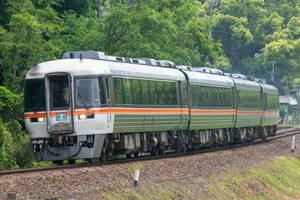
[37,117,45,122]
[30,117,45,123]
[78,113,94,120]
[78,114,87,120]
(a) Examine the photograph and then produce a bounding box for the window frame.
[191,83,233,108]
[24,79,46,112]
[237,89,260,109]
[74,75,104,109]
[112,76,179,106]
[50,75,71,111]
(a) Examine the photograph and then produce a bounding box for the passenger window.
[156,82,165,105]
[163,82,170,105]
[140,80,150,105]
[123,79,133,104]
[114,78,124,104]
[133,79,143,104]
[149,80,158,105]
[169,82,177,105]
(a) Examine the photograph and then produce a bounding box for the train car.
[260,83,279,135]
[24,51,280,163]
[184,70,235,148]
[25,59,111,162]
[100,59,189,157]
[231,77,262,141]
[186,70,235,130]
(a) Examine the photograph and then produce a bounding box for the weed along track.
[0,126,299,178]
[1,127,300,200]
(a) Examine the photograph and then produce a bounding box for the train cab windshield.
[50,76,70,110]
[25,80,46,112]
[75,77,102,108]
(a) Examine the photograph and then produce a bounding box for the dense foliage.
[0,0,299,169]
[211,0,300,92]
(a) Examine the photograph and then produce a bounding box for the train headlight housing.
[78,113,94,120]
[30,117,45,123]
[37,117,45,122]
[78,114,87,120]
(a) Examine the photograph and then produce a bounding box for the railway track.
[1,126,299,177]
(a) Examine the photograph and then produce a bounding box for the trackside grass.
[205,156,300,200]
[100,155,300,200]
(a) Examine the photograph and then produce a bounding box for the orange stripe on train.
[191,109,235,115]
[24,113,47,118]
[24,108,279,118]
[236,110,261,115]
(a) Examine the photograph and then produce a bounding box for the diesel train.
[24,51,279,163]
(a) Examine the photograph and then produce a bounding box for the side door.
[259,85,265,126]
[103,76,113,130]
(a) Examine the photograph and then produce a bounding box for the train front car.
[24,59,112,162]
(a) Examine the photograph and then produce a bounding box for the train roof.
[25,54,279,95]
[26,59,111,79]
[260,83,279,95]
[232,77,261,91]
[26,59,186,81]
[184,70,234,87]
[105,60,185,81]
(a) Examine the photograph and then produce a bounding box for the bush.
[280,105,286,118]
[0,120,18,170]
[0,119,34,170]
[0,86,22,123]
[6,120,34,168]
[0,86,34,170]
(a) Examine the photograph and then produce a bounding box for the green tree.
[0,120,17,170]
[212,0,300,92]
[0,86,34,169]
[61,12,105,52]
[0,86,22,123]
[6,120,34,168]
[103,0,229,68]
[0,0,62,92]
